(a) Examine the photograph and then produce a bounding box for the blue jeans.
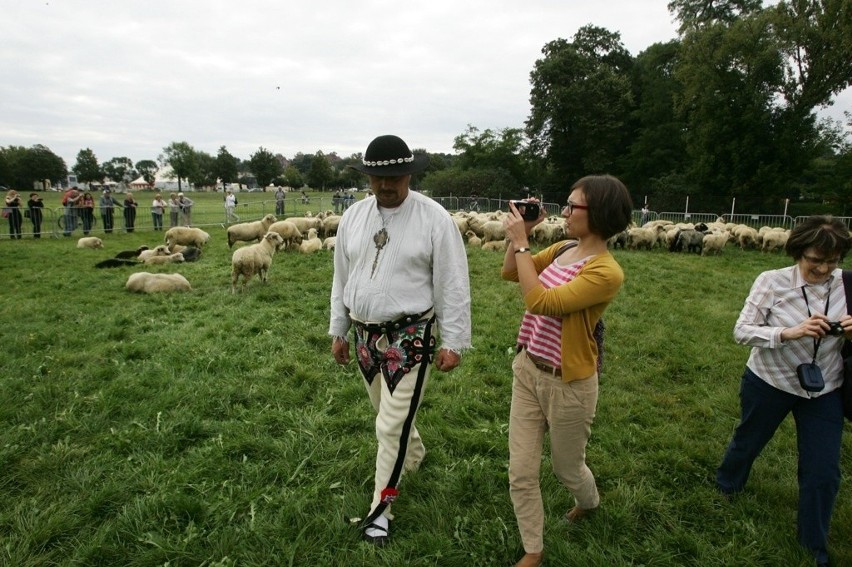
[717,367,842,562]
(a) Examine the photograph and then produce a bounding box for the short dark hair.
[571,175,634,240]
[785,215,851,261]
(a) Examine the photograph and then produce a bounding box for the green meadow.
[1,200,850,566]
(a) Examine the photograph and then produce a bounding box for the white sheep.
[323,236,336,250]
[226,214,278,248]
[287,216,322,235]
[627,227,656,250]
[480,220,506,243]
[138,245,172,261]
[164,227,211,249]
[702,232,730,256]
[481,239,508,252]
[143,252,185,265]
[732,225,759,250]
[126,272,192,293]
[320,215,342,238]
[761,228,789,253]
[231,231,285,293]
[267,220,304,251]
[464,230,482,248]
[299,228,322,254]
[530,219,565,245]
[76,237,103,249]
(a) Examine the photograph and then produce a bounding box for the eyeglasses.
[801,254,841,267]
[565,201,589,215]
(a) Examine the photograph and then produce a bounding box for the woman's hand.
[780,314,835,341]
[504,200,545,247]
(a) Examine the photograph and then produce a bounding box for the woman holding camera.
[717,216,851,567]
[501,175,633,567]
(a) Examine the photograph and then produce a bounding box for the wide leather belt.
[353,308,434,335]
[524,349,561,377]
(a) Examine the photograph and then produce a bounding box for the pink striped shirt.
[517,256,590,367]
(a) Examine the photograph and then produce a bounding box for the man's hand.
[332,337,350,365]
[434,348,461,372]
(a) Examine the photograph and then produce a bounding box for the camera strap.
[801,285,831,363]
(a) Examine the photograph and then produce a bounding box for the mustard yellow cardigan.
[501,240,624,381]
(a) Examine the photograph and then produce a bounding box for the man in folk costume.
[329,134,472,546]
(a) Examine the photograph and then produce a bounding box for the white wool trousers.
[508,350,600,553]
[356,329,431,524]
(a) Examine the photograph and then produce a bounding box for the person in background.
[501,175,633,567]
[224,190,240,224]
[99,189,121,234]
[716,216,852,567]
[640,204,650,226]
[79,190,96,235]
[123,192,137,233]
[27,192,44,238]
[62,186,81,236]
[329,134,471,547]
[5,189,23,239]
[275,186,286,216]
[178,192,194,226]
[168,193,181,228]
[151,193,166,231]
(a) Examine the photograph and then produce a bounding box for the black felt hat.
[349,135,429,176]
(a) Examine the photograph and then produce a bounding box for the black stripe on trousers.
[361,318,433,528]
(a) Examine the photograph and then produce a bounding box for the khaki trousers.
[362,333,430,521]
[509,351,599,553]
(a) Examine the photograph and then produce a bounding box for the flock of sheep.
[78,210,344,294]
[76,206,791,295]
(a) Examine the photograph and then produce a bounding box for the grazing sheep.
[702,232,730,256]
[627,227,657,250]
[126,272,192,293]
[95,258,140,268]
[287,216,322,235]
[115,245,149,259]
[143,252,185,265]
[608,229,629,249]
[481,239,508,252]
[226,214,278,248]
[138,245,172,261]
[323,236,336,250]
[761,229,789,253]
[320,214,342,238]
[731,225,759,250]
[464,230,482,248]
[77,237,104,249]
[452,215,469,235]
[231,231,285,293]
[299,228,322,254]
[530,219,565,245]
[267,220,304,250]
[480,220,506,243]
[670,228,705,254]
[164,226,211,249]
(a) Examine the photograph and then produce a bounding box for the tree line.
[1,0,849,213]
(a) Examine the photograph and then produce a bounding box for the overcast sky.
[2,0,849,169]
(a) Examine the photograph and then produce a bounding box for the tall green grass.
[0,228,849,566]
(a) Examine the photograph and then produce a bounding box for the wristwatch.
[514,247,531,254]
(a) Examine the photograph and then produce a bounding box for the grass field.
[0,208,850,566]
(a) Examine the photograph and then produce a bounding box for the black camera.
[796,362,825,392]
[510,200,541,221]
[826,321,845,336]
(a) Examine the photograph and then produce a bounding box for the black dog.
[180,246,202,262]
[114,245,149,260]
[95,258,141,269]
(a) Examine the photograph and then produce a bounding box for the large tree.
[453,125,529,186]
[0,144,67,190]
[161,141,197,191]
[188,150,218,188]
[306,151,334,190]
[102,157,136,185]
[526,25,634,195]
[72,148,103,186]
[249,146,283,188]
[214,146,239,189]
[135,160,158,186]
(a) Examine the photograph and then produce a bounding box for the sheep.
[299,228,322,254]
[731,225,759,250]
[452,215,469,235]
[323,236,336,250]
[480,220,506,243]
[530,219,565,245]
[226,214,277,248]
[143,252,185,265]
[138,245,172,261]
[267,220,304,250]
[670,228,705,254]
[627,227,657,250]
[608,229,629,249]
[231,231,285,293]
[115,245,148,259]
[77,237,103,249]
[126,272,192,293]
[481,239,508,252]
[761,228,789,253]
[320,214,342,238]
[287,216,322,235]
[464,230,482,248]
[164,227,211,249]
[702,232,730,256]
